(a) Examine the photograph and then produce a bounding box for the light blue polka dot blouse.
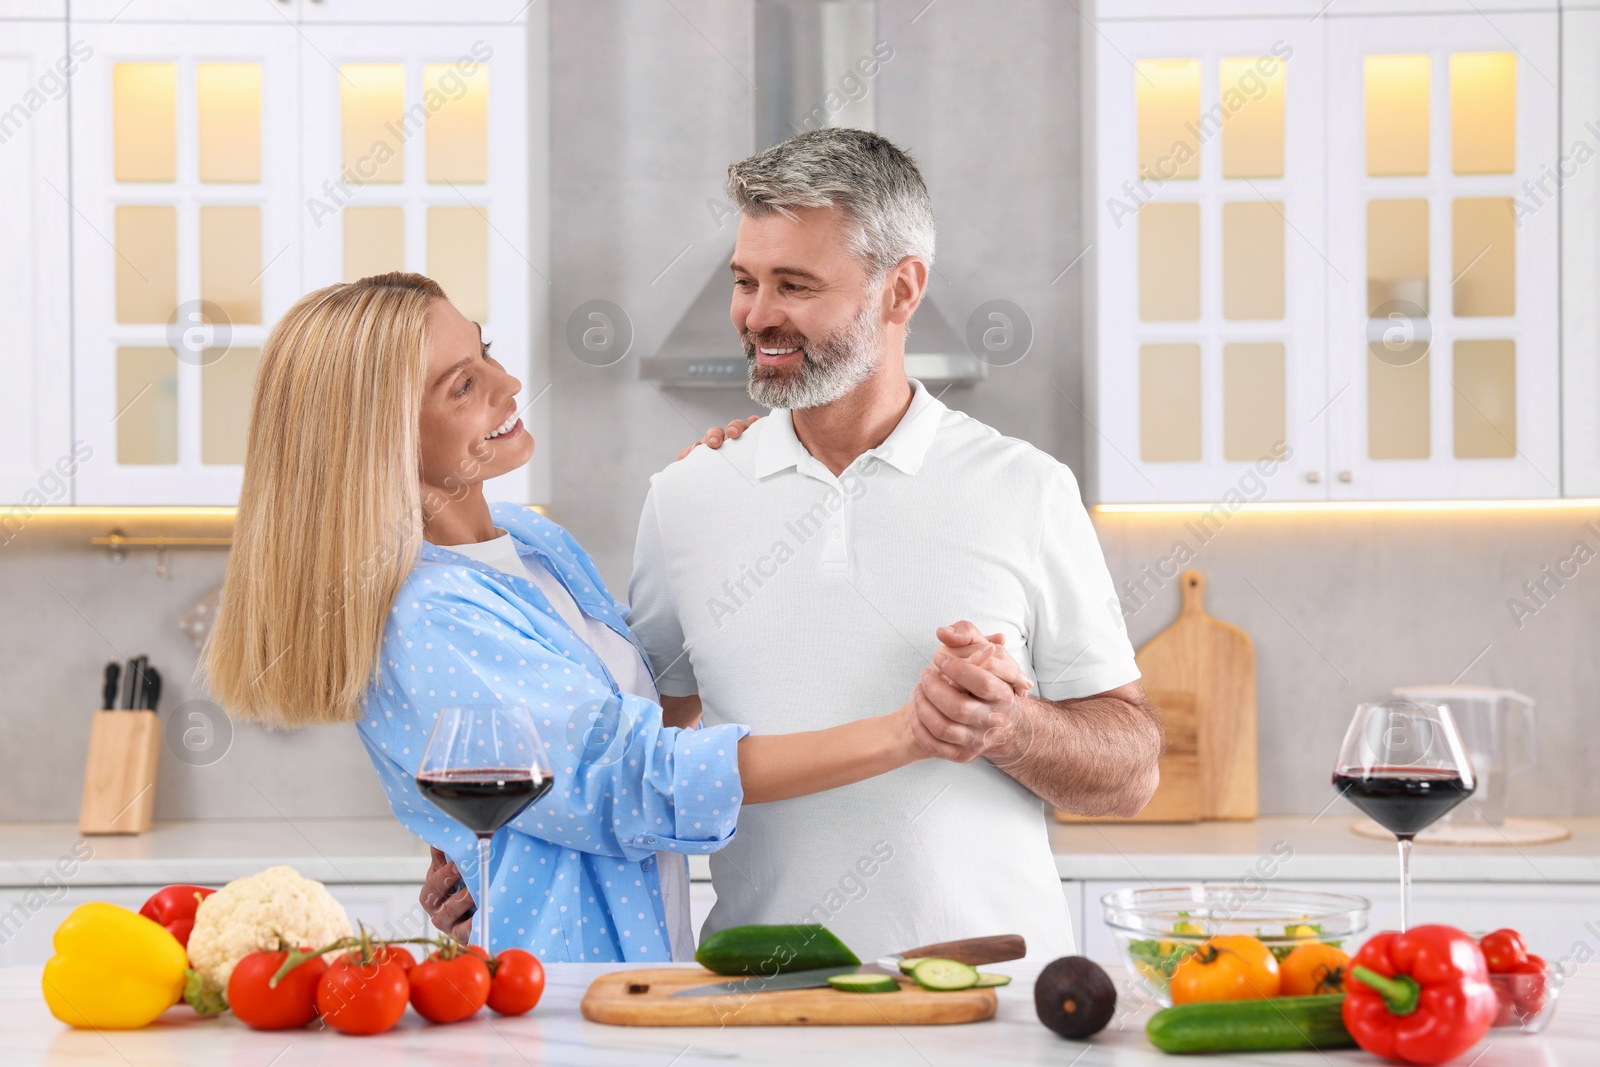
[357,501,747,962]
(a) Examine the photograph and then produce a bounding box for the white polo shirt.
[626,378,1139,961]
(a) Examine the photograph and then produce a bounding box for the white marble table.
[4,962,1595,1066]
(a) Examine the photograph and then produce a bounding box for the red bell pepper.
[137,884,216,948]
[1343,925,1498,1065]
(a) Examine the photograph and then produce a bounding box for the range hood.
[639,0,986,387]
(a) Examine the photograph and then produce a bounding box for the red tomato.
[1511,954,1548,1018]
[227,950,327,1031]
[488,949,545,1016]
[1479,929,1528,973]
[409,952,491,1024]
[371,944,415,974]
[316,955,410,1035]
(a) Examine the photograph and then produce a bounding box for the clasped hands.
[907,620,1035,766]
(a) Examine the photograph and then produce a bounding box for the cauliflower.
[185,865,352,993]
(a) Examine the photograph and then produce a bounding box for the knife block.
[79,710,161,835]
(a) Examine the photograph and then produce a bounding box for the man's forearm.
[989,686,1162,816]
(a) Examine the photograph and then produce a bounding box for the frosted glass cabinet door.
[1091,16,1327,503]
[0,23,74,507]
[1325,13,1559,500]
[297,22,544,505]
[70,23,300,504]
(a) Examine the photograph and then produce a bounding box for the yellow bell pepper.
[42,902,187,1029]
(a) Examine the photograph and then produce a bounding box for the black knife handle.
[102,661,120,710]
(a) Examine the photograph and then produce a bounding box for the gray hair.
[726,128,936,281]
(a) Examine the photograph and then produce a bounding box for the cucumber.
[694,924,860,976]
[827,973,900,993]
[910,958,979,991]
[1145,994,1355,1053]
[900,958,1006,986]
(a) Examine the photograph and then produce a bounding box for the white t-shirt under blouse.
[438,527,695,961]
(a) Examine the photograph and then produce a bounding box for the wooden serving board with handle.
[1139,571,1257,820]
[580,968,998,1027]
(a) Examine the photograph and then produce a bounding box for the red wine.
[415,769,551,836]
[1332,767,1472,838]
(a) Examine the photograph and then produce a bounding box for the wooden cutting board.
[1139,571,1258,820]
[1056,688,1200,822]
[580,968,998,1027]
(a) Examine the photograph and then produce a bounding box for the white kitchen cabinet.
[1562,6,1600,497]
[1086,1,1563,503]
[689,878,716,943]
[2,2,66,18]
[0,21,74,508]
[296,20,542,505]
[686,878,1091,956]
[64,8,546,505]
[70,2,533,24]
[0,882,422,967]
[1077,877,1595,969]
[1324,13,1559,500]
[1089,15,1328,504]
[69,22,301,505]
[70,1,305,21]
[300,0,535,24]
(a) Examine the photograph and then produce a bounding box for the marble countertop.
[5,961,1594,1066]
[2,816,1597,889]
[0,818,433,888]
[1046,816,1600,883]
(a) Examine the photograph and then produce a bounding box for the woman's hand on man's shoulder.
[675,415,760,461]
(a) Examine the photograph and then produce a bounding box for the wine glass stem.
[1397,835,1413,932]
[476,833,492,955]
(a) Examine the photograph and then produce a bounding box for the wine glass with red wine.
[1333,700,1475,930]
[417,705,553,953]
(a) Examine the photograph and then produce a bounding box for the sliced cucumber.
[974,973,1012,987]
[898,958,920,975]
[910,957,979,991]
[827,973,900,994]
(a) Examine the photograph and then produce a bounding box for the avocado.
[1034,956,1116,1039]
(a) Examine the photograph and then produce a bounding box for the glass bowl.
[1489,964,1563,1032]
[1102,885,1370,1005]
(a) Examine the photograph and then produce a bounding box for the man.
[424,128,1160,960]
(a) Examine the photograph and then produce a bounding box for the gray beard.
[743,299,881,411]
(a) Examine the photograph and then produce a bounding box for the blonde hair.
[201,272,445,726]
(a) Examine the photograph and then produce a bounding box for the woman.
[201,272,1017,963]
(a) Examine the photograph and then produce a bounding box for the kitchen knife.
[143,666,161,712]
[877,933,1026,971]
[121,656,139,711]
[102,661,121,710]
[668,934,1026,998]
[129,656,148,712]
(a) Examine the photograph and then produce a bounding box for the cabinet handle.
[1305,471,1321,484]
[1338,471,1352,483]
